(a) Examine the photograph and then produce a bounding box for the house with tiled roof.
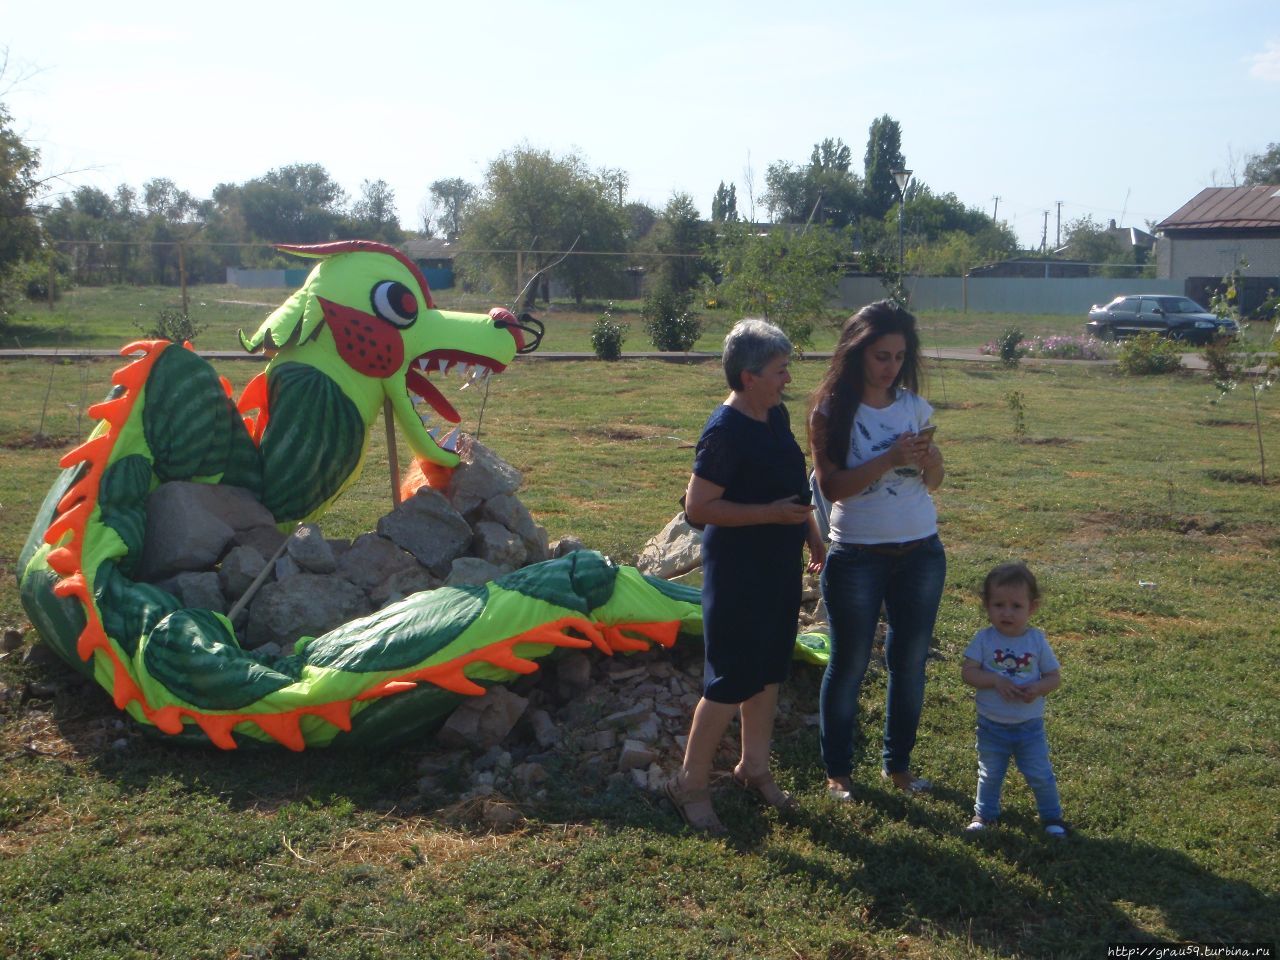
[1155,185,1280,313]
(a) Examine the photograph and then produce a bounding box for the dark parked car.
[1086,295,1238,345]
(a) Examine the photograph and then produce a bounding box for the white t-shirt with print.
[826,389,938,545]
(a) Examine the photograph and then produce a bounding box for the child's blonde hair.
[982,562,1040,603]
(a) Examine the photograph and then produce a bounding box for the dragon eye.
[370,281,418,328]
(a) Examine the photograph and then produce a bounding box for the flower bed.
[980,334,1113,361]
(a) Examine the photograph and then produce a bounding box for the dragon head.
[240,240,542,469]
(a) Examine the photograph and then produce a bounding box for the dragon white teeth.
[440,428,459,452]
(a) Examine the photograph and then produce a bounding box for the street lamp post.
[890,167,913,274]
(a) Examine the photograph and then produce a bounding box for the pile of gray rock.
[139,437,559,658]
[411,515,828,823]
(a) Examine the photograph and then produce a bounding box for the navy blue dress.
[693,403,810,703]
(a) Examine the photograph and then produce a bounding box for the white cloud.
[1249,40,1280,81]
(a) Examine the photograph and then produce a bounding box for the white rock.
[618,739,659,772]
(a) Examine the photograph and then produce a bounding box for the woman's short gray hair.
[722,318,792,391]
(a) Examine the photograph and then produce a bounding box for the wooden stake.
[384,397,402,507]
[178,242,189,315]
[227,526,298,625]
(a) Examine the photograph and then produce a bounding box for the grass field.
[3,282,1098,355]
[1,337,1278,958]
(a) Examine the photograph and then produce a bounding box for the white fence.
[836,276,1184,315]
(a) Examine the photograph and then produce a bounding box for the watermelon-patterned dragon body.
[17,241,702,750]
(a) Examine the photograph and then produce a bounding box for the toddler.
[960,562,1070,838]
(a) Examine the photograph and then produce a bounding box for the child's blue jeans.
[974,714,1062,822]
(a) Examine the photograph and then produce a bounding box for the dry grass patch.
[316,816,528,872]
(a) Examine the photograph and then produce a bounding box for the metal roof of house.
[402,238,458,260]
[1156,185,1280,231]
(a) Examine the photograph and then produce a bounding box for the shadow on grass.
[749,770,1277,955]
[0,318,98,349]
[1206,468,1272,486]
[29,668,1276,955]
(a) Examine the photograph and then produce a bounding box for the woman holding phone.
[667,319,826,835]
[808,300,946,801]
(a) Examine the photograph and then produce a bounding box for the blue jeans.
[818,534,946,778]
[974,714,1062,822]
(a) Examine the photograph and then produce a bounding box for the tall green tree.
[806,137,862,226]
[891,185,992,240]
[711,222,849,347]
[0,99,44,307]
[762,138,862,227]
[1243,143,1280,185]
[906,226,1018,276]
[763,161,808,223]
[460,147,627,309]
[863,114,906,220]
[239,163,347,243]
[1062,214,1142,276]
[623,201,659,243]
[711,181,738,223]
[347,178,404,243]
[646,192,707,293]
[42,186,113,283]
[427,177,475,239]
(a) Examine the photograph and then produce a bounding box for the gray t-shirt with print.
[963,625,1060,724]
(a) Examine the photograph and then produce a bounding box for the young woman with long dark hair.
[808,300,946,800]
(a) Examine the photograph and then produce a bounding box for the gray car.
[1085,295,1238,344]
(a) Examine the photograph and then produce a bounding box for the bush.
[1116,333,1183,375]
[135,309,206,344]
[1252,292,1279,325]
[1200,330,1242,383]
[995,326,1025,367]
[642,286,701,352]
[590,303,628,361]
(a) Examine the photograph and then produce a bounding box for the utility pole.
[992,196,1001,221]
[1055,201,1063,248]
[1041,211,1049,255]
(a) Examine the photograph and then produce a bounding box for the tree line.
[6,76,1280,346]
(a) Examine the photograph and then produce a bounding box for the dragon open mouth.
[405,349,508,425]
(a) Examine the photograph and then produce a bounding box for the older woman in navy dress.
[666,319,825,835]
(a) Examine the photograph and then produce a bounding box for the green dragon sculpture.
[17,240,703,750]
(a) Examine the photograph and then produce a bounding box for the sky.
[5,0,1279,250]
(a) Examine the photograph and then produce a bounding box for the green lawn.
[1,348,1277,958]
[3,282,1096,354]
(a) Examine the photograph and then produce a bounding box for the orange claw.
[399,457,455,501]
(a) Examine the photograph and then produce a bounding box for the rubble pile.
[137,437,556,658]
